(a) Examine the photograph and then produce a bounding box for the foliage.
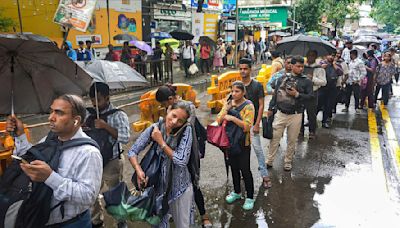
[294,0,360,32]
[371,0,400,28]
[0,8,14,32]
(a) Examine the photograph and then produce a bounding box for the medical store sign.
[238,6,288,22]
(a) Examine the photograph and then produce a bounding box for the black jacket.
[268,73,314,113]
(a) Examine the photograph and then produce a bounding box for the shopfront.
[153,3,192,33]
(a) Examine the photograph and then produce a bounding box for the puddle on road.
[312,163,400,228]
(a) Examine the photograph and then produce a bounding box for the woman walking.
[216,81,255,210]
[375,52,396,106]
[128,102,194,228]
[213,43,224,73]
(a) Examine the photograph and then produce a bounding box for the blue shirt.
[267,69,287,94]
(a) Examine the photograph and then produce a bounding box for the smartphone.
[11,155,29,164]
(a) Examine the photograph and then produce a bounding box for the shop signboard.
[192,12,205,43]
[238,6,288,27]
[223,0,236,13]
[154,4,191,21]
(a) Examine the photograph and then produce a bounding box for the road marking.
[379,104,400,174]
[367,109,388,192]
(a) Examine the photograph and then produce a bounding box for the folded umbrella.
[169,29,194,41]
[276,34,336,57]
[0,33,93,114]
[130,40,153,55]
[79,60,149,89]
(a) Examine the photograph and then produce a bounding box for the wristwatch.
[161,143,167,150]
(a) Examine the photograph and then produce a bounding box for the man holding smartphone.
[6,94,102,227]
[267,56,314,171]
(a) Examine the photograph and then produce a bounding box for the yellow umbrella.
[159,38,180,52]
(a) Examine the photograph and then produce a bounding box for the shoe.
[262,176,272,189]
[284,163,292,171]
[201,214,213,228]
[342,108,349,112]
[322,123,330,129]
[226,192,241,204]
[242,198,255,210]
[309,132,316,139]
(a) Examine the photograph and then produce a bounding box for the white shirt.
[182,46,194,62]
[14,128,103,225]
[239,41,247,51]
[348,58,367,84]
[247,42,255,55]
[341,47,353,64]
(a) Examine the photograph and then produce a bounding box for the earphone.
[74,120,78,126]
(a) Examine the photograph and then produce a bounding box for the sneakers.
[242,198,255,211]
[225,192,241,204]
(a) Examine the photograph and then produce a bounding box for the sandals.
[201,214,213,228]
[262,176,272,189]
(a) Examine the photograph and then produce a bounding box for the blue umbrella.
[151,32,172,39]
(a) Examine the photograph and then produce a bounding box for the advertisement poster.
[53,0,97,32]
[203,13,218,41]
[192,12,205,43]
[191,0,208,9]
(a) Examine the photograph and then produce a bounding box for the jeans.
[183,59,191,77]
[318,87,336,123]
[345,83,360,109]
[230,146,254,199]
[375,83,391,105]
[250,128,269,178]
[61,210,91,228]
[199,58,210,74]
[302,90,318,133]
[152,61,163,81]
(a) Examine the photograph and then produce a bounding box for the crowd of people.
[3,34,399,228]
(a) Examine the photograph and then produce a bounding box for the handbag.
[262,113,274,139]
[105,162,174,226]
[189,63,199,75]
[206,120,230,149]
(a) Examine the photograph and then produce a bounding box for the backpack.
[84,108,122,167]
[225,100,252,156]
[0,132,98,228]
[194,117,207,159]
[226,46,232,55]
[276,76,297,113]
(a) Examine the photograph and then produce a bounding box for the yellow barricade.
[255,64,273,95]
[132,83,200,132]
[0,122,31,176]
[207,71,242,114]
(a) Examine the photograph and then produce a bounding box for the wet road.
[108,84,400,228]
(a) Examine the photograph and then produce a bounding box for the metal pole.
[234,0,239,67]
[292,3,296,36]
[106,0,111,44]
[16,0,23,33]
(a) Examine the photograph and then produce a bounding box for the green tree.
[294,0,360,34]
[0,8,14,32]
[371,0,400,29]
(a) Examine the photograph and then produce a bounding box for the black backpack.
[0,132,98,228]
[325,64,339,87]
[225,100,252,156]
[194,117,207,159]
[84,108,122,167]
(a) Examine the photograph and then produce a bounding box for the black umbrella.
[0,33,93,114]
[113,34,138,41]
[169,29,194,41]
[276,34,336,57]
[199,36,216,48]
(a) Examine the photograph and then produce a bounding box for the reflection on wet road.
[119,85,400,228]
